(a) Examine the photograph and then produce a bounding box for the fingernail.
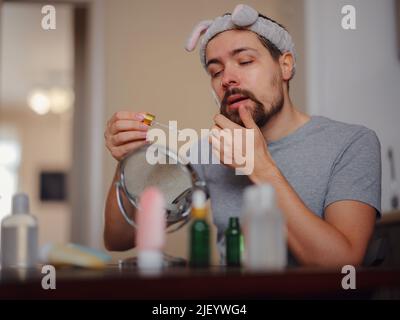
[135,113,145,121]
[140,123,149,130]
[139,131,147,138]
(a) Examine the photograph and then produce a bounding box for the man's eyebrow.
[206,58,222,69]
[206,47,258,69]
[231,47,258,56]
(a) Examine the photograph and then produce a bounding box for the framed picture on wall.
[39,171,68,202]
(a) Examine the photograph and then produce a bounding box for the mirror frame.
[116,144,208,233]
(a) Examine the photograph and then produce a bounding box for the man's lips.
[228,96,251,110]
[227,94,247,105]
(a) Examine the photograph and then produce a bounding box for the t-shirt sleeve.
[324,129,381,216]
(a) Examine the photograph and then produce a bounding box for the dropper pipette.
[142,113,182,134]
[152,120,181,133]
[143,113,216,138]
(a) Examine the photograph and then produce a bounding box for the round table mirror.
[115,143,208,268]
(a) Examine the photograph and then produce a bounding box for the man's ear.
[279,52,294,81]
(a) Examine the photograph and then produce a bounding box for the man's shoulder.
[311,117,381,167]
[313,116,379,146]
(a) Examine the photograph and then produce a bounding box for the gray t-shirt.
[190,116,382,265]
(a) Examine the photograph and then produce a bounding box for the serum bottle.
[225,217,241,267]
[189,189,210,268]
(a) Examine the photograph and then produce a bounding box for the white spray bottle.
[1,193,38,268]
[242,184,287,271]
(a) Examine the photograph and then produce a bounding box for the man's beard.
[220,87,284,128]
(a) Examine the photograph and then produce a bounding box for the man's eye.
[212,71,222,78]
[239,61,253,65]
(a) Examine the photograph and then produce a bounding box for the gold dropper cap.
[142,113,155,126]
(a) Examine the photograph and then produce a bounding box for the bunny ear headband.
[185,4,296,76]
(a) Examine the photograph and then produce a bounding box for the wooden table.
[1,265,399,299]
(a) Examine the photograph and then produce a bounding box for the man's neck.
[260,97,310,143]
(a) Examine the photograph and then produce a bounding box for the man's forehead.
[206,30,262,57]
[207,29,260,51]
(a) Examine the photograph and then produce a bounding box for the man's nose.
[221,68,240,91]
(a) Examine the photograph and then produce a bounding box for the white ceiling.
[0,2,73,110]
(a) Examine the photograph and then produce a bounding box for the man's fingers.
[110,120,149,135]
[111,131,148,146]
[105,111,151,161]
[211,124,223,131]
[211,140,222,162]
[238,106,257,129]
[111,140,148,161]
[213,114,241,129]
[209,126,234,151]
[110,111,146,123]
[209,133,220,149]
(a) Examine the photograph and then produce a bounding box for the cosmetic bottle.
[1,193,38,269]
[136,187,166,272]
[225,217,241,267]
[189,189,210,268]
[242,184,287,271]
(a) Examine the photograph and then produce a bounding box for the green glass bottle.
[240,233,245,265]
[225,217,241,267]
[190,190,210,268]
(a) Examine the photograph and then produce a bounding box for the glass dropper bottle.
[225,217,241,267]
[142,113,156,126]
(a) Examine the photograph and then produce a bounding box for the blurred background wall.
[0,0,399,263]
[0,3,73,247]
[305,0,400,217]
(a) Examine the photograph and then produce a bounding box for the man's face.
[206,30,284,127]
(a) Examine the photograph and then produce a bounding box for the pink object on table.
[136,187,166,270]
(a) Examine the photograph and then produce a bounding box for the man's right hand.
[104,111,150,161]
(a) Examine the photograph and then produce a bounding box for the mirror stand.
[118,253,187,270]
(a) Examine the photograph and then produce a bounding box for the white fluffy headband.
[185,4,296,75]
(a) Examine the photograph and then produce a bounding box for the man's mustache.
[221,88,261,108]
